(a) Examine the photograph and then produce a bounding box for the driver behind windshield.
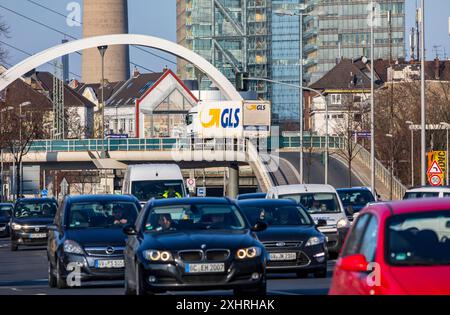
[110,204,130,226]
[157,214,175,231]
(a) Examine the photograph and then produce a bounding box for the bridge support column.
[227,163,239,199]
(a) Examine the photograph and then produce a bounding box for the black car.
[336,187,376,220]
[0,203,14,237]
[236,192,267,200]
[238,199,328,278]
[47,194,141,289]
[10,198,58,251]
[123,197,268,295]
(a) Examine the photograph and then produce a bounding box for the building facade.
[176,0,405,125]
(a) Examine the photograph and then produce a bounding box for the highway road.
[0,238,334,296]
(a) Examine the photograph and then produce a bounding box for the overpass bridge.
[4,135,406,200]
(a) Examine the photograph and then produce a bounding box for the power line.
[0,4,157,73]
[25,0,176,65]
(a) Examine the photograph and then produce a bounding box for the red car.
[329,198,450,295]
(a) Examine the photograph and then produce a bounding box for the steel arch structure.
[0,34,243,101]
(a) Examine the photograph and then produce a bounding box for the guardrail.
[279,135,345,149]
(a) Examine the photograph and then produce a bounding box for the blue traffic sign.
[41,189,48,197]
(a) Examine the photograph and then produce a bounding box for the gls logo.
[200,108,241,129]
[246,104,266,111]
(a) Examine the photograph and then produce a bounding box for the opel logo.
[34,227,40,232]
[106,247,115,255]
[276,242,286,247]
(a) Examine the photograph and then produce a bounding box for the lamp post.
[370,0,376,194]
[420,0,426,185]
[97,45,108,159]
[440,122,450,186]
[18,101,31,197]
[274,5,308,184]
[0,106,14,201]
[385,133,394,199]
[406,121,414,187]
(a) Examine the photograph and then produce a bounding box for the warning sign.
[427,160,443,175]
[427,151,447,186]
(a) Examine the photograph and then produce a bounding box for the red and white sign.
[186,178,196,191]
[427,161,443,175]
[429,174,442,187]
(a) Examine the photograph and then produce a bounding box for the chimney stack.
[434,57,441,80]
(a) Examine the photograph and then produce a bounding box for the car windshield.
[144,203,246,233]
[403,192,440,199]
[338,190,375,206]
[280,193,341,214]
[68,201,139,229]
[0,209,11,218]
[387,210,450,266]
[240,205,313,226]
[14,201,57,219]
[132,180,184,201]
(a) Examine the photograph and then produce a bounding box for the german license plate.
[269,252,297,261]
[0,226,5,231]
[185,263,225,273]
[29,233,47,239]
[95,260,125,269]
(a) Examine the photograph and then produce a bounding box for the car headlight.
[236,247,261,260]
[11,223,23,230]
[143,250,173,262]
[305,236,325,247]
[63,240,84,254]
[337,218,350,229]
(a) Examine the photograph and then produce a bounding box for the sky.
[0,0,449,80]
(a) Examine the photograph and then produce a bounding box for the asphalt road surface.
[0,238,334,296]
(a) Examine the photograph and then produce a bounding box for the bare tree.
[66,107,88,139]
[0,16,9,64]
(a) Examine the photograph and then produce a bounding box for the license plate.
[0,227,5,231]
[95,260,124,269]
[185,263,225,273]
[269,252,297,261]
[29,233,47,239]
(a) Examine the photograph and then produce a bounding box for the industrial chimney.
[82,0,130,84]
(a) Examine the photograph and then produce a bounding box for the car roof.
[270,184,337,194]
[16,198,56,203]
[150,197,233,207]
[366,198,450,217]
[237,199,297,207]
[66,194,139,203]
[405,186,450,193]
[336,187,372,192]
[236,192,267,199]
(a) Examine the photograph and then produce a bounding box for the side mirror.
[338,254,369,272]
[251,221,268,232]
[47,224,58,231]
[123,224,137,236]
[317,219,327,227]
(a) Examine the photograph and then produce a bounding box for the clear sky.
[0,0,449,80]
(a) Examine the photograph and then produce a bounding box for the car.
[10,198,58,251]
[47,194,141,289]
[336,187,377,220]
[329,198,450,295]
[123,197,268,295]
[403,186,450,199]
[0,203,14,237]
[236,192,267,200]
[238,199,328,278]
[266,184,350,259]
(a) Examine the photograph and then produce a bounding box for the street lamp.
[406,121,414,187]
[440,122,449,186]
[274,4,308,184]
[0,106,14,201]
[370,0,376,195]
[97,45,108,159]
[419,0,426,185]
[385,133,394,199]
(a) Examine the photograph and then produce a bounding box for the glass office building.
[176,0,405,123]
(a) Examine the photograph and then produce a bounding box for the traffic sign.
[430,174,442,187]
[197,187,206,197]
[427,160,443,175]
[41,189,48,197]
[60,178,69,196]
[186,178,196,192]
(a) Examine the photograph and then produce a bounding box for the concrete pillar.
[227,163,239,199]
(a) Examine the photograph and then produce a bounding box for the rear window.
[386,210,450,266]
[403,192,439,199]
[280,193,341,214]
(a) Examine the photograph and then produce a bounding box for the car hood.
[12,217,54,226]
[256,226,319,243]
[388,266,450,294]
[65,228,127,247]
[141,229,257,251]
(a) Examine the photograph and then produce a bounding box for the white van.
[266,184,350,258]
[122,164,187,204]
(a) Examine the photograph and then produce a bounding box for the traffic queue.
[1,170,450,295]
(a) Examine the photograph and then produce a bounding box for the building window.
[331,94,341,105]
[129,119,134,134]
[354,113,362,122]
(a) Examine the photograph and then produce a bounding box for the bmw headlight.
[143,250,173,262]
[337,218,350,229]
[236,247,261,260]
[305,236,325,247]
[63,240,84,254]
[11,223,23,230]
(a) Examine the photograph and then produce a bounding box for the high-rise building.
[176,0,405,123]
[82,0,130,84]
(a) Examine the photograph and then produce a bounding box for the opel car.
[238,199,328,278]
[337,187,376,220]
[47,195,141,289]
[330,198,450,295]
[123,198,267,295]
[10,198,58,251]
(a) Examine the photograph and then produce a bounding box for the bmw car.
[238,199,328,278]
[123,197,268,295]
[10,198,58,251]
[47,195,141,289]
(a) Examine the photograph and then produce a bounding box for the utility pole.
[420,0,426,185]
[370,0,376,194]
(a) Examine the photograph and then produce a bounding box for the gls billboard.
[198,101,244,138]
